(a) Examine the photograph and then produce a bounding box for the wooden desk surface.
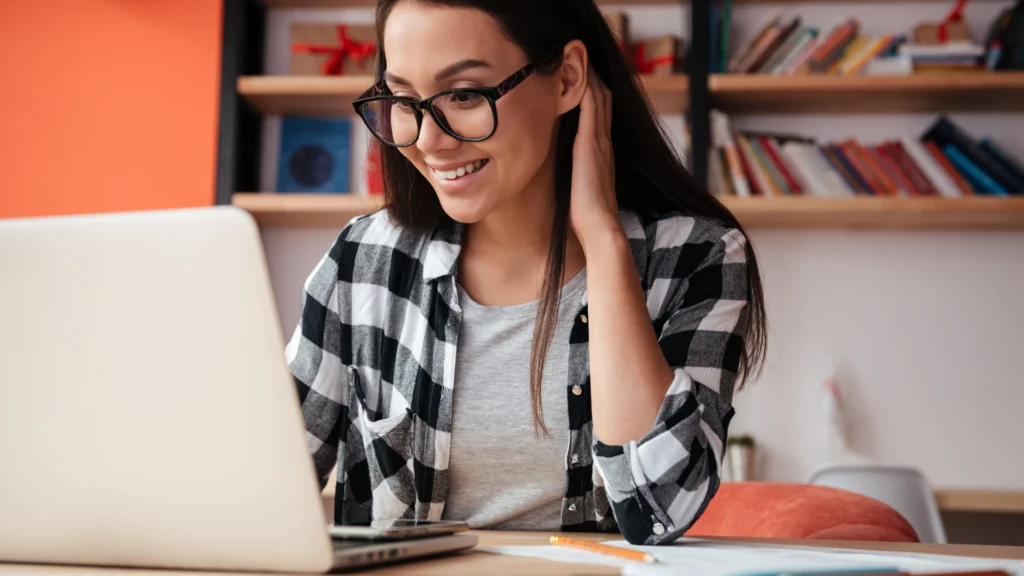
[2,531,1023,576]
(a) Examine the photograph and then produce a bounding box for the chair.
[687,482,919,542]
[808,464,947,543]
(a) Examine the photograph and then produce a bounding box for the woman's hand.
[570,67,623,252]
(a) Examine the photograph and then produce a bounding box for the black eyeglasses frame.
[351,60,541,147]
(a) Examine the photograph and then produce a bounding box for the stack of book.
[900,41,987,74]
[712,2,1020,76]
[723,11,906,76]
[710,112,1024,198]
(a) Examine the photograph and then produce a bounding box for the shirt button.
[580,313,588,324]
[568,503,577,512]
[652,522,666,536]
[572,385,583,396]
[571,454,579,464]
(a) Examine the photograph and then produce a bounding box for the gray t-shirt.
[442,268,587,530]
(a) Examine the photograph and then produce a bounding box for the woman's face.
[382,2,580,223]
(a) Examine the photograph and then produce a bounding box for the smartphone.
[327,519,470,541]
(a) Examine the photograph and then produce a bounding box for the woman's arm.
[570,68,750,545]
[585,224,750,545]
[583,226,674,444]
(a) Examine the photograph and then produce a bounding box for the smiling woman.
[286,0,768,546]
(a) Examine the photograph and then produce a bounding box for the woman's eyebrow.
[383,59,493,88]
[434,59,492,81]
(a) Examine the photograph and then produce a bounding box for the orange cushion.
[686,482,919,542]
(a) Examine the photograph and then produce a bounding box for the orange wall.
[0,1,223,219]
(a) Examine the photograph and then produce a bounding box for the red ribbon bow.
[632,42,676,75]
[938,0,969,44]
[292,24,376,75]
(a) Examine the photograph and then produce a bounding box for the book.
[889,141,938,196]
[922,115,1024,194]
[779,34,820,75]
[728,9,781,73]
[899,136,962,198]
[944,144,1010,196]
[979,138,1024,185]
[711,110,752,198]
[779,143,826,196]
[745,135,787,195]
[923,140,975,195]
[276,116,353,193]
[823,144,871,195]
[761,136,804,194]
[719,0,733,73]
[759,24,810,74]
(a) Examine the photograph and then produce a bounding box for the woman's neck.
[459,180,586,307]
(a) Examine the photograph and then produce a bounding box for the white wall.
[259,1,1024,491]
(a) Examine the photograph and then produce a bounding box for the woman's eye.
[451,92,483,105]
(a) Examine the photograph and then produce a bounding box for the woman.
[285,0,767,546]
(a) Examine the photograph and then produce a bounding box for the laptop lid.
[0,207,335,573]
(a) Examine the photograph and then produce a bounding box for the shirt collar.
[421,218,465,283]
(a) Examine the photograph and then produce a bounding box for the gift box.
[603,11,631,54]
[632,35,682,75]
[913,19,970,45]
[290,23,377,76]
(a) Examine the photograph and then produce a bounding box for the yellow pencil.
[549,535,658,564]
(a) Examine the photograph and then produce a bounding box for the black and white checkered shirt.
[286,207,749,545]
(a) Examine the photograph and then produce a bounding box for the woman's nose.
[416,110,460,155]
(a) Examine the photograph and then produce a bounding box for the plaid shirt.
[285,207,749,545]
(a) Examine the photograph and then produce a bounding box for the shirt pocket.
[347,366,415,518]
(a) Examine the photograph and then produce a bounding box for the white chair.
[807,464,948,543]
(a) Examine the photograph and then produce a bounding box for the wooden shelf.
[721,196,1024,229]
[710,73,1024,114]
[234,193,382,227]
[238,74,688,117]
[233,193,1024,229]
[935,489,1024,514]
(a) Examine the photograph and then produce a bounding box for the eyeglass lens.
[360,92,495,146]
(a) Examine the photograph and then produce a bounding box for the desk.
[2,532,1023,576]
[935,489,1024,514]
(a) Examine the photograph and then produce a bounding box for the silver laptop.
[0,206,477,572]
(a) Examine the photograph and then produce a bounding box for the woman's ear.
[555,40,588,115]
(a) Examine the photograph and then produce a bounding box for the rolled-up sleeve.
[593,227,750,545]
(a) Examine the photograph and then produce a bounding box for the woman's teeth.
[433,159,487,181]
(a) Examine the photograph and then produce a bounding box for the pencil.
[549,535,657,564]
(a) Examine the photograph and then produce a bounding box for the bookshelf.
[233,193,1024,229]
[238,74,691,116]
[217,0,1024,229]
[710,72,1024,114]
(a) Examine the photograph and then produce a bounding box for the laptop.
[0,206,477,572]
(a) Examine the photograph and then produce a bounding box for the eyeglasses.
[351,60,539,147]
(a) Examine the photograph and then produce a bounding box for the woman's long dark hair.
[373,0,767,434]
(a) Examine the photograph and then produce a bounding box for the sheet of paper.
[616,539,1024,576]
[481,537,1024,576]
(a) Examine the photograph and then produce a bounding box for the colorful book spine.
[944,144,1010,196]
[871,145,914,197]
[760,136,803,194]
[923,140,975,195]
[746,136,787,194]
[923,115,1024,193]
[900,136,962,198]
[821,144,869,195]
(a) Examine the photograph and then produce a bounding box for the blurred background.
[2,0,1022,548]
